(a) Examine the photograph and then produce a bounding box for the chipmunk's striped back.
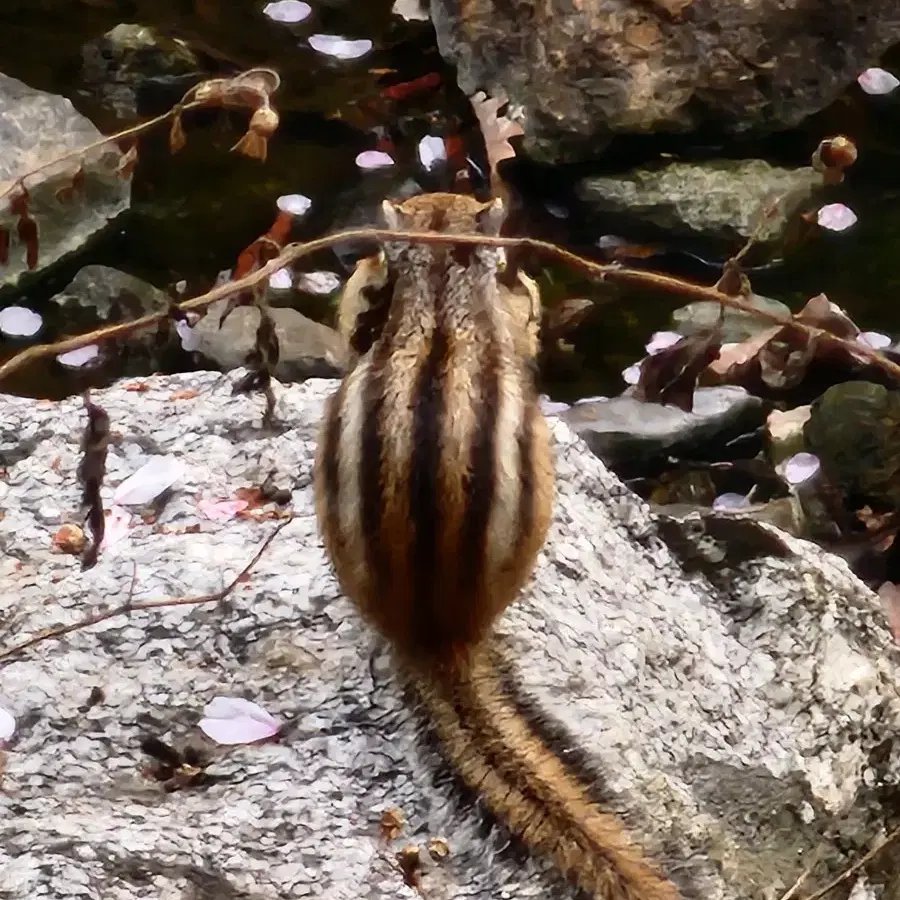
[313,192,683,900]
[314,192,554,663]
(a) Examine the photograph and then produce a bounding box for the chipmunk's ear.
[380,200,402,231]
[476,196,507,236]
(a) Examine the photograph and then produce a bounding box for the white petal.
[175,319,200,352]
[263,0,311,23]
[295,271,342,294]
[816,203,858,232]
[573,395,608,405]
[100,505,132,551]
[199,696,281,745]
[645,331,682,355]
[392,0,429,21]
[57,344,100,368]
[113,456,187,506]
[621,362,643,385]
[538,395,570,416]
[308,34,373,60]
[783,452,821,486]
[0,704,15,742]
[197,498,249,522]
[268,268,293,291]
[712,492,751,511]
[276,193,312,217]
[858,67,900,95]
[858,331,892,350]
[417,135,446,171]
[355,150,394,170]
[0,305,42,338]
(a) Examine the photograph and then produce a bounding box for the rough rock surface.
[429,0,900,163]
[578,160,822,249]
[0,73,131,289]
[559,386,765,472]
[2,370,900,900]
[192,298,349,382]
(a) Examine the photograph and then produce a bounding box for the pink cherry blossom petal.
[816,203,858,232]
[622,362,643,385]
[197,498,250,522]
[100,505,132,550]
[858,331,892,350]
[417,135,446,170]
[199,696,281,745]
[0,704,15,742]
[355,150,394,170]
[783,452,821,486]
[858,67,900,96]
[308,34,373,60]
[263,0,312,23]
[538,395,570,416]
[276,194,312,217]
[295,271,342,294]
[0,305,42,338]
[712,492,751,511]
[645,331,682,355]
[57,344,100,368]
[268,268,293,291]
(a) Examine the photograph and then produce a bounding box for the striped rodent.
[313,191,681,900]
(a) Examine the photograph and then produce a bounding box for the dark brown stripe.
[360,313,402,597]
[321,382,346,531]
[408,320,448,650]
[458,328,500,598]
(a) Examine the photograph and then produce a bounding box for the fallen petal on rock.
[175,319,200,352]
[269,268,293,291]
[0,305,42,338]
[712,492,751,511]
[0,704,15,742]
[295,271,342,294]
[308,34,373,60]
[858,67,900,95]
[113,456,187,506]
[198,498,250,522]
[392,0,430,21]
[355,150,394,170]
[539,395,570,416]
[263,0,312,23]
[622,362,643,386]
[199,696,281,745]
[417,135,446,170]
[858,331,892,350]
[57,344,100,368]
[276,193,312,217]
[101,505,132,550]
[783,452,821,486]
[646,331,682,356]
[816,203,857,232]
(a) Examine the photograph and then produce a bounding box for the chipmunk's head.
[379,192,507,269]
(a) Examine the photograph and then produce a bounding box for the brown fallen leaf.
[169,389,199,401]
[470,89,524,181]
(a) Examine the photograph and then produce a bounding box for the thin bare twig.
[803,825,900,900]
[777,852,822,900]
[3,226,899,386]
[0,517,293,664]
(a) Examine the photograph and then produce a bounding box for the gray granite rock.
[579,160,822,248]
[192,299,349,382]
[560,386,765,470]
[0,73,131,290]
[1,370,899,900]
[431,0,900,164]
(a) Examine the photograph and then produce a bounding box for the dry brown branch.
[0,518,292,665]
[3,227,900,386]
[802,825,900,900]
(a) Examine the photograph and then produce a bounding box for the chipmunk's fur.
[313,191,681,900]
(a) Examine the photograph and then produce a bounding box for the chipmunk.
[313,191,681,900]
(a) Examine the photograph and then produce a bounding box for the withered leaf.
[633,325,723,412]
[470,90,524,177]
[78,393,110,570]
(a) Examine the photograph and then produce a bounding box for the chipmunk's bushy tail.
[409,645,682,900]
